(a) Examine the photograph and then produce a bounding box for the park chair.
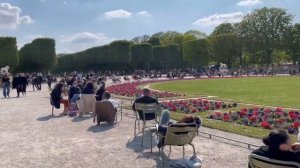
[159,123,198,167]
[77,94,96,117]
[134,103,162,149]
[248,154,300,168]
[94,101,117,125]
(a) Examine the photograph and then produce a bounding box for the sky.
[0,0,299,54]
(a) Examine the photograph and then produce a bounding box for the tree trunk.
[266,48,273,66]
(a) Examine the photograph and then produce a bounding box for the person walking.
[1,73,10,98]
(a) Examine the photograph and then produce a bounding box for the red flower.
[293,122,300,129]
[261,121,271,129]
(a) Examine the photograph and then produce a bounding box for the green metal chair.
[159,123,198,167]
[134,103,161,151]
[249,154,300,168]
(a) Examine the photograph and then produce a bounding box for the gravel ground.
[0,84,260,168]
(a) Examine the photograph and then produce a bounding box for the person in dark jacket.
[69,81,81,103]
[132,88,159,120]
[51,82,64,109]
[252,129,300,163]
[81,82,94,94]
[2,73,10,98]
[12,75,22,97]
[95,81,105,101]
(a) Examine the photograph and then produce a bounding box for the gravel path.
[0,85,260,168]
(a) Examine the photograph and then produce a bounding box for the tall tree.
[0,37,18,70]
[285,24,300,64]
[183,39,209,68]
[238,7,293,66]
[130,43,153,70]
[19,38,56,72]
[152,44,182,70]
[184,30,207,39]
[211,23,235,36]
[208,34,243,68]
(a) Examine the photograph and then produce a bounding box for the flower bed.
[107,81,180,98]
[161,98,237,113]
[208,107,300,134]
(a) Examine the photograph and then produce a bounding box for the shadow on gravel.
[37,113,65,121]
[87,124,114,133]
[72,115,93,122]
[126,131,155,152]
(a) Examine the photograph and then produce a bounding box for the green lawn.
[151,76,300,109]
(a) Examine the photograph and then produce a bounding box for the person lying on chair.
[253,129,300,163]
[157,112,201,148]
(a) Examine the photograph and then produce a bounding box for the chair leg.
[169,145,171,157]
[183,145,185,158]
[190,143,196,156]
[141,127,145,147]
[52,106,54,116]
[150,131,153,153]
[134,120,137,136]
[161,146,165,168]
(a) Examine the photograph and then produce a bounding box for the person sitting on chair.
[157,112,201,148]
[103,91,119,109]
[252,129,300,163]
[69,81,81,103]
[81,82,94,94]
[51,82,69,114]
[132,88,158,120]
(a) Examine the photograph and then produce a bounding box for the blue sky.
[0,0,299,53]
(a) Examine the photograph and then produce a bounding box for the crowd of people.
[2,69,300,166]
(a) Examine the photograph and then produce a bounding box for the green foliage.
[130,43,153,70]
[0,37,18,70]
[19,38,56,72]
[147,37,161,46]
[152,44,182,70]
[239,7,294,66]
[210,23,235,36]
[184,30,207,39]
[208,34,242,68]
[54,40,131,72]
[183,39,209,68]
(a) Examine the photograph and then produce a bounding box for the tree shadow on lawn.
[87,124,115,133]
[37,113,66,121]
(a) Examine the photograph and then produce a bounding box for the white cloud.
[104,9,132,19]
[237,0,262,6]
[62,32,113,43]
[19,15,34,24]
[193,12,244,27]
[57,32,116,53]
[136,11,151,17]
[0,3,34,29]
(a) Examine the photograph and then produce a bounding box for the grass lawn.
[151,76,300,109]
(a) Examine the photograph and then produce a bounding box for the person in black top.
[252,129,300,163]
[1,73,10,98]
[81,82,94,94]
[96,81,105,101]
[46,74,52,91]
[132,88,159,120]
[50,82,64,109]
[68,81,81,103]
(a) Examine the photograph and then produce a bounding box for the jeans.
[160,109,170,125]
[70,94,80,103]
[3,82,10,98]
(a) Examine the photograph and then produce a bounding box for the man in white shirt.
[103,91,119,109]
